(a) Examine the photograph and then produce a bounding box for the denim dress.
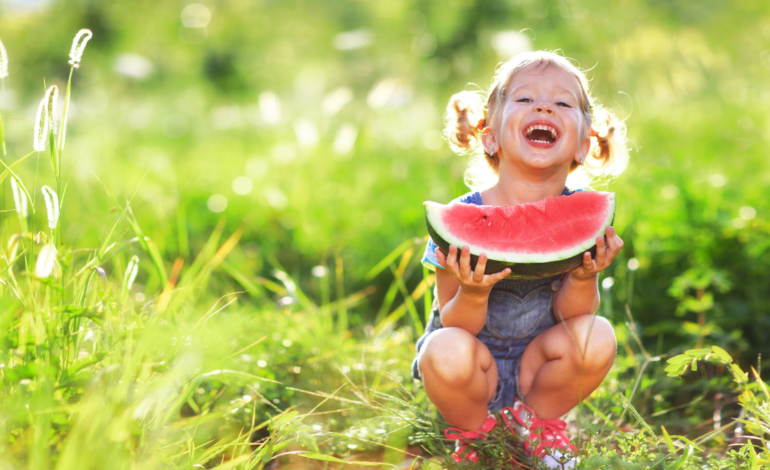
[413,190,568,411]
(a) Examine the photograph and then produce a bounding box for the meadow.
[0,0,769,468]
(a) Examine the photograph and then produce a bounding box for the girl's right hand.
[435,245,511,296]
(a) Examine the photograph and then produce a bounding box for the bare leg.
[518,315,616,420]
[417,327,498,431]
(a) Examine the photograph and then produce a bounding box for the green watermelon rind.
[424,192,616,280]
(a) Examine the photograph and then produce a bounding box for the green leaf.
[664,363,687,377]
[711,346,732,363]
[731,364,748,384]
[666,354,692,364]
[684,348,711,358]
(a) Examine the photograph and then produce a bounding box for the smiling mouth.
[525,124,558,144]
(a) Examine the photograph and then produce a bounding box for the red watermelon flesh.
[424,191,615,264]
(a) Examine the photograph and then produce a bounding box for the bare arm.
[434,245,511,336]
[553,226,624,322]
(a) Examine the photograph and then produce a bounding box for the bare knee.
[565,316,616,373]
[418,327,484,388]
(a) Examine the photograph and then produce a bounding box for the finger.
[582,251,595,272]
[444,245,459,275]
[435,247,448,268]
[459,245,472,279]
[489,267,512,283]
[595,236,607,268]
[605,227,618,252]
[472,253,487,283]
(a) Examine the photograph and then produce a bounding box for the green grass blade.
[126,209,167,283]
[58,67,74,152]
[616,393,657,439]
[390,264,422,335]
[365,238,420,280]
[219,260,265,298]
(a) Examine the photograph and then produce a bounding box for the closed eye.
[516,98,533,103]
[556,102,571,108]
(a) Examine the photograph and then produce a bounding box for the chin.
[520,152,564,168]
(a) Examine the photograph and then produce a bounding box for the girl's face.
[486,64,590,172]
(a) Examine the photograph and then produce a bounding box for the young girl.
[413,51,628,468]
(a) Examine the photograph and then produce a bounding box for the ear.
[481,127,500,156]
[574,133,591,165]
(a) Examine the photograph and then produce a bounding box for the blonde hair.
[444,50,628,190]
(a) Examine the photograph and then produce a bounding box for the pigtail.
[444,91,485,153]
[583,105,629,178]
[444,90,501,190]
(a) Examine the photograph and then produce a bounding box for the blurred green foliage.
[1,0,768,370]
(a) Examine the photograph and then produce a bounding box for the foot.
[501,399,577,469]
[444,414,498,463]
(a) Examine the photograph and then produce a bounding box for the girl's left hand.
[570,226,624,280]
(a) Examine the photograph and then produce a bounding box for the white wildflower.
[41,186,59,229]
[10,177,27,217]
[0,38,8,79]
[68,29,93,68]
[124,255,139,291]
[33,85,58,151]
[35,244,57,278]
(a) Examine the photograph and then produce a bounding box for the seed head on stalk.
[0,38,8,79]
[68,29,92,69]
[35,243,57,278]
[124,255,140,291]
[10,177,28,217]
[41,185,59,230]
[33,85,58,152]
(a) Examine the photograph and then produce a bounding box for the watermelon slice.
[425,191,616,279]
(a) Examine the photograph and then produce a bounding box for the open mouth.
[524,123,559,145]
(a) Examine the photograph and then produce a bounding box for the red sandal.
[444,414,498,463]
[501,399,577,469]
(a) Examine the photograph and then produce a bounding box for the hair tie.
[476,107,488,131]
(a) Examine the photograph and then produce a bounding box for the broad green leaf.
[684,348,711,358]
[711,346,732,363]
[666,354,692,364]
[730,364,748,383]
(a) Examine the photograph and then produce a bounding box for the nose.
[533,101,554,115]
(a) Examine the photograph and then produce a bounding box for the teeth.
[525,124,558,139]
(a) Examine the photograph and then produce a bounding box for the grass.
[1,14,770,470]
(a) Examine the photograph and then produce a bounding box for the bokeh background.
[1,0,770,466]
